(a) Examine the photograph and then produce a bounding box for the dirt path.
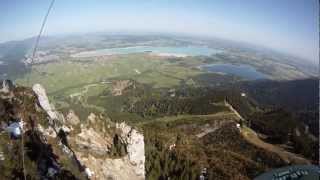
[224,100,243,120]
[241,127,310,164]
[223,100,309,164]
[195,120,231,138]
[196,127,220,138]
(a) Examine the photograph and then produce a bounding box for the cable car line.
[21,1,55,179]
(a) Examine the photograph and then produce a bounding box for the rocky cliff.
[0,80,85,179]
[116,122,145,177]
[0,81,146,180]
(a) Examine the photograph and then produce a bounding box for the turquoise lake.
[72,46,222,58]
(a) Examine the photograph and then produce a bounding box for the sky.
[0,0,318,63]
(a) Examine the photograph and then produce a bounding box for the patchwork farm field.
[17,54,203,94]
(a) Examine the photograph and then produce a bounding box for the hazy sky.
[0,0,318,63]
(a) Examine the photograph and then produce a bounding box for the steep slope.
[0,81,85,179]
[0,81,146,180]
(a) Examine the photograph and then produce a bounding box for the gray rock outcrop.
[116,122,145,178]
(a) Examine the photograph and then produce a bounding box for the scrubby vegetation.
[249,109,318,162]
[143,119,287,180]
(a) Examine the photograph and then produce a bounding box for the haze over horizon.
[0,0,318,63]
